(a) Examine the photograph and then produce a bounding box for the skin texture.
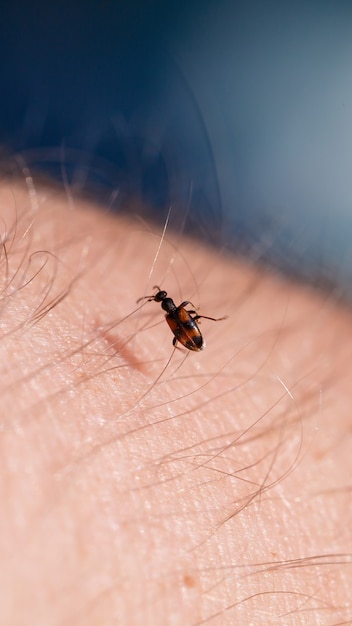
[0,179,351,626]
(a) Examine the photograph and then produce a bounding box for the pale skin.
[0,179,351,626]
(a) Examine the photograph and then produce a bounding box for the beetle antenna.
[136,285,161,304]
[136,294,154,304]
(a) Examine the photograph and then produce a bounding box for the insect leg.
[193,314,228,322]
[179,301,197,310]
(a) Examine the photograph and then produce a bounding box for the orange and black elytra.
[137,286,227,351]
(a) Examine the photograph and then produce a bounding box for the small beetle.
[137,286,226,351]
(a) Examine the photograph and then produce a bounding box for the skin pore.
[0,178,351,626]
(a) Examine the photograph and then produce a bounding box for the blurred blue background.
[1,0,352,295]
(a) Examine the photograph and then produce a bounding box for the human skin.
[0,179,351,626]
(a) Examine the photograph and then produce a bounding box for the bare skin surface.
[0,180,351,626]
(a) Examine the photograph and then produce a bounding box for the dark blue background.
[1,1,352,295]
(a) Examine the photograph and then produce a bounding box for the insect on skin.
[137,286,227,351]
